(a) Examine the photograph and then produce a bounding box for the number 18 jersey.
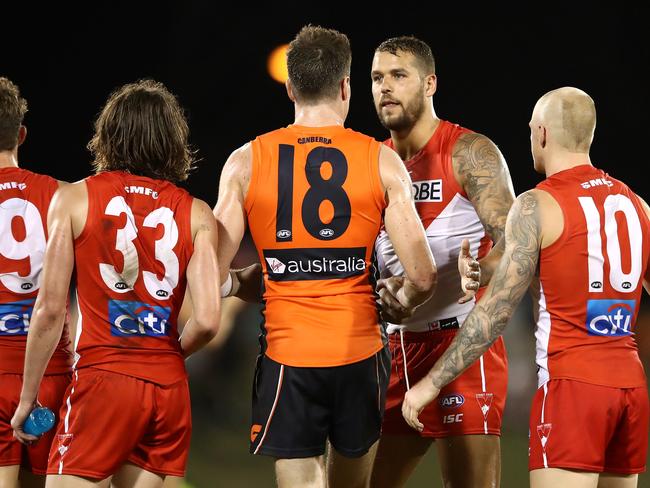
[73,171,194,385]
[246,125,387,368]
[0,167,71,374]
[533,165,650,388]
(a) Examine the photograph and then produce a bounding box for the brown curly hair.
[88,79,195,182]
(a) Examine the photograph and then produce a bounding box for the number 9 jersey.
[533,164,650,389]
[0,167,71,374]
[72,171,194,386]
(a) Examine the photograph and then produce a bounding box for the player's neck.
[390,114,440,161]
[293,103,345,128]
[0,150,19,169]
[545,152,592,177]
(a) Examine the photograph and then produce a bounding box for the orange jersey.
[533,165,650,388]
[0,167,71,374]
[246,125,386,367]
[73,171,194,385]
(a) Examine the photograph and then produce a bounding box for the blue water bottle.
[22,406,55,436]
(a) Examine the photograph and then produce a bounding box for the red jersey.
[533,165,650,388]
[376,120,492,332]
[0,167,72,374]
[73,171,194,385]
[246,125,386,367]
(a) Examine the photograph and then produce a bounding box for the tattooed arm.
[453,133,515,287]
[402,190,543,431]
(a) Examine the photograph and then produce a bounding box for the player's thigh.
[161,476,183,488]
[597,473,639,488]
[0,465,20,488]
[45,474,110,488]
[370,435,433,488]
[436,434,500,488]
[111,463,164,488]
[327,439,378,488]
[275,456,325,488]
[530,468,599,488]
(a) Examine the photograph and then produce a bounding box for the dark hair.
[287,25,352,104]
[375,36,436,76]
[88,79,195,182]
[0,77,28,151]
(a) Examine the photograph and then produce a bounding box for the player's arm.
[179,199,221,358]
[402,190,543,431]
[379,145,437,310]
[452,132,515,287]
[11,183,81,443]
[213,143,258,299]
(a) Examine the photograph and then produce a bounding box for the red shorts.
[383,329,507,437]
[0,373,71,475]
[529,379,648,474]
[47,368,191,479]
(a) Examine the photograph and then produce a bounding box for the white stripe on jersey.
[531,280,551,387]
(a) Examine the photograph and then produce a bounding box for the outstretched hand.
[458,239,480,304]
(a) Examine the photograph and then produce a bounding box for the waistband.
[388,317,460,343]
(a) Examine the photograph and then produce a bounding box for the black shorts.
[250,346,390,459]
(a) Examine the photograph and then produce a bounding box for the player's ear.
[424,74,437,97]
[341,77,351,102]
[17,126,27,147]
[540,126,547,149]
[285,80,296,103]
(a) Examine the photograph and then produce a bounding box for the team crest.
[57,433,73,458]
[475,393,493,420]
[536,423,552,451]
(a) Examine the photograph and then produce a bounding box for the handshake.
[377,239,481,324]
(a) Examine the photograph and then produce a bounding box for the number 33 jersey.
[246,125,387,368]
[0,167,71,374]
[73,171,194,385]
[533,165,650,388]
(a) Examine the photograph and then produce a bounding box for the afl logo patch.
[439,393,465,408]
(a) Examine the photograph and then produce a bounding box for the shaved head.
[532,87,596,152]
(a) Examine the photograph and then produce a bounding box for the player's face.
[371,51,426,132]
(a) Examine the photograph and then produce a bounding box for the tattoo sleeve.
[453,133,515,246]
[429,191,542,389]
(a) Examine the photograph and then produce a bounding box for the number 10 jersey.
[73,171,194,385]
[533,164,650,388]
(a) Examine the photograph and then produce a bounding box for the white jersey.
[376,120,492,333]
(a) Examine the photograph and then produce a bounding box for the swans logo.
[263,247,366,281]
[586,299,636,336]
[0,299,34,335]
[109,300,171,337]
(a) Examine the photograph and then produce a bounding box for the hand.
[458,239,480,304]
[11,400,40,445]
[232,263,263,303]
[401,378,440,432]
[377,276,412,324]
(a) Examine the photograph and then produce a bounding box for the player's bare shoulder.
[451,131,514,242]
[221,142,253,197]
[378,143,411,195]
[528,188,563,249]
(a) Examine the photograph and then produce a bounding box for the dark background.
[4,4,649,487]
